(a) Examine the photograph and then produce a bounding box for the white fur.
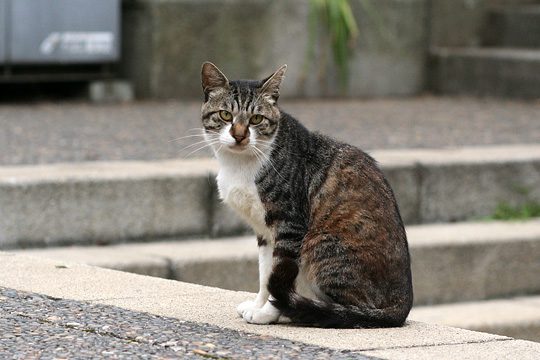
[238,246,304,325]
[242,297,281,324]
[210,124,274,241]
[207,123,281,324]
[237,241,274,317]
[256,243,274,304]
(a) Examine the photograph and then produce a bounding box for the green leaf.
[306,0,359,91]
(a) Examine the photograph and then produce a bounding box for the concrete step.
[483,6,540,48]
[5,252,540,359]
[14,219,540,306]
[410,296,540,343]
[1,145,540,249]
[430,47,540,98]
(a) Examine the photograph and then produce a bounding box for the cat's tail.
[272,293,407,328]
[268,259,409,328]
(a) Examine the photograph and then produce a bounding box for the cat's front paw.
[236,300,258,317]
[242,302,280,325]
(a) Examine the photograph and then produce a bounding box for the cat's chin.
[225,144,250,154]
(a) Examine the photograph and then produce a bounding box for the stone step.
[430,47,540,98]
[483,6,540,48]
[13,219,540,306]
[2,144,540,249]
[5,252,540,359]
[410,295,540,343]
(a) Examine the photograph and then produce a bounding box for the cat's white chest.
[216,158,273,241]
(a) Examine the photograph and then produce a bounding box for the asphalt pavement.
[0,96,539,166]
[0,287,374,359]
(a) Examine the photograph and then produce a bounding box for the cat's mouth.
[227,143,249,153]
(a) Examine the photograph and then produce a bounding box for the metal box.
[3,0,119,64]
[0,1,6,62]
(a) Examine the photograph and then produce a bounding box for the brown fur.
[302,146,409,310]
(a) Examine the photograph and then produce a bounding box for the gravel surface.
[0,287,375,359]
[0,96,539,165]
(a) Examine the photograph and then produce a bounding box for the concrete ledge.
[0,159,217,248]
[4,251,540,359]
[377,145,540,223]
[13,236,260,292]
[483,5,540,48]
[410,220,540,304]
[364,340,540,359]
[411,296,540,342]
[2,144,540,247]
[14,219,540,305]
[430,47,540,98]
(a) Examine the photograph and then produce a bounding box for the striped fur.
[201,62,413,328]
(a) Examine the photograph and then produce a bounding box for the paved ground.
[5,252,540,359]
[0,287,373,359]
[1,96,539,165]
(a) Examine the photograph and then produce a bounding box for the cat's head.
[200,62,286,157]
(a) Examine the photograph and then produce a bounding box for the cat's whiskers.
[184,140,221,157]
[257,140,299,157]
[168,128,207,142]
[255,137,278,145]
[254,138,279,150]
[256,141,278,150]
[249,147,264,168]
[175,132,220,157]
[179,137,219,152]
[185,127,208,134]
[256,141,288,156]
[215,144,223,156]
[168,134,207,143]
[254,141,275,148]
[255,149,285,181]
[251,145,287,182]
[254,138,273,143]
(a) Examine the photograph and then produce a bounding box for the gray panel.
[10,0,119,63]
[0,0,7,62]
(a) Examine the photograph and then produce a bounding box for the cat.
[200,62,413,328]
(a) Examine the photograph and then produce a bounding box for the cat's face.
[200,62,286,157]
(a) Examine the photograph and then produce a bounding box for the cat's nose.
[230,124,249,144]
[232,134,247,143]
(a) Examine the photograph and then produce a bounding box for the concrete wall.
[429,0,486,47]
[428,0,540,47]
[120,0,429,99]
[126,0,540,99]
[121,0,276,99]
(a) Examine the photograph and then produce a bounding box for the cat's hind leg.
[237,236,274,318]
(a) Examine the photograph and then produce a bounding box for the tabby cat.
[200,62,413,328]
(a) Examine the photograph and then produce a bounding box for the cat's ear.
[201,62,229,96]
[260,64,287,103]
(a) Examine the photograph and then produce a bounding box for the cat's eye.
[219,110,233,122]
[250,114,264,125]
